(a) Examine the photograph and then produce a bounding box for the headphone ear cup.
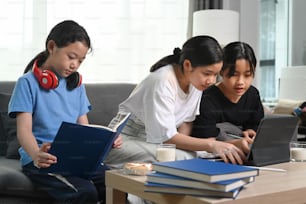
[66,72,82,90]
[32,60,58,90]
[41,70,59,89]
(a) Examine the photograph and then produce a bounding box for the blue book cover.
[40,113,130,179]
[146,172,255,192]
[144,182,243,199]
[152,158,259,183]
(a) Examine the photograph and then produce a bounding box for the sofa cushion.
[0,158,49,198]
[85,83,136,126]
[0,93,20,159]
[0,92,11,156]
[0,117,6,156]
[273,99,303,115]
[1,113,20,159]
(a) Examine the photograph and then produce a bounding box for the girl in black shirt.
[192,42,264,163]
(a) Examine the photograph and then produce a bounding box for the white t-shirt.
[119,65,202,143]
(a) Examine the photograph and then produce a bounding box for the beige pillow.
[273,99,303,114]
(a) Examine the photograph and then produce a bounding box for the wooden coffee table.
[105,162,306,204]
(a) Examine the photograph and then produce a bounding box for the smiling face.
[44,40,89,78]
[220,59,254,102]
[186,60,223,91]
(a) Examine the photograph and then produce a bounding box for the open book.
[40,113,131,179]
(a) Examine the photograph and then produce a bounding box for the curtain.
[187,0,223,38]
[194,0,223,10]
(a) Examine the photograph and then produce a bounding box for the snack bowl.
[123,162,153,176]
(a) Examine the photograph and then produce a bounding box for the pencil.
[246,166,287,172]
[226,133,242,139]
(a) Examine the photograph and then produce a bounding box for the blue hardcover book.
[40,113,130,179]
[144,182,243,199]
[146,172,255,192]
[152,158,259,183]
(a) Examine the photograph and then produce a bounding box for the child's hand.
[242,129,256,144]
[113,135,123,149]
[231,138,251,154]
[33,143,57,168]
[210,139,246,165]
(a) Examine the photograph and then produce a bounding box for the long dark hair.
[150,35,223,72]
[24,20,91,73]
[222,41,257,77]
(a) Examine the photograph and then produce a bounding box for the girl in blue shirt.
[8,20,121,204]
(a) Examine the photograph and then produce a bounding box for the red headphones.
[32,60,82,90]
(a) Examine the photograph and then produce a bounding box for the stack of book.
[144,158,259,199]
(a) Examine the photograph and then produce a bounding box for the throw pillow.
[0,92,20,159]
[0,116,6,156]
[1,113,20,159]
[273,99,303,115]
[0,92,11,156]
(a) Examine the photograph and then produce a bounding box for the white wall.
[279,66,306,100]
[291,0,306,66]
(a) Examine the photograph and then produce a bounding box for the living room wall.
[291,0,306,66]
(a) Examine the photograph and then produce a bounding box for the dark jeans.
[23,162,109,204]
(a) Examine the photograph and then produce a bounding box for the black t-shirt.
[192,85,264,138]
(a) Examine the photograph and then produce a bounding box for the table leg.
[106,186,127,204]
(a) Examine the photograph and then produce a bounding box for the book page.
[84,112,130,132]
[85,124,113,131]
[110,113,131,131]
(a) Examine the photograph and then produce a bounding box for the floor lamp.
[192,9,239,47]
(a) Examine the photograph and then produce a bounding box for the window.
[259,0,289,102]
[0,0,189,83]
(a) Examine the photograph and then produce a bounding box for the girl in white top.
[105,36,247,167]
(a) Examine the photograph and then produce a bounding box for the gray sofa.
[0,81,135,203]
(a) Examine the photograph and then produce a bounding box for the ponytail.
[150,36,223,73]
[150,47,182,72]
[23,51,48,74]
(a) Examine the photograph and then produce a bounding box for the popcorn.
[123,162,153,176]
